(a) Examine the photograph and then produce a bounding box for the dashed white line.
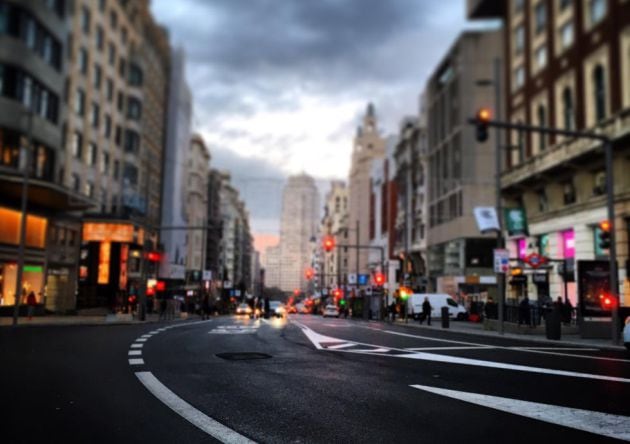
[130,343,144,349]
[136,371,256,443]
[135,338,148,342]
[128,350,142,356]
[128,358,144,365]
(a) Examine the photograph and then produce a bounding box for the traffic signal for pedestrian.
[475,108,491,143]
[322,235,336,252]
[373,272,385,286]
[598,220,611,250]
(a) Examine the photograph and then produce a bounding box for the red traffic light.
[305,268,315,280]
[155,281,166,292]
[147,251,161,262]
[333,288,342,299]
[374,272,385,286]
[293,289,300,296]
[477,108,492,122]
[599,293,616,309]
[599,220,611,232]
[322,235,336,252]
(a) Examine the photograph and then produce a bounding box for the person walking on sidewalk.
[519,295,530,326]
[421,297,432,325]
[26,291,37,320]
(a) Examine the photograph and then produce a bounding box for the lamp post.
[12,110,34,326]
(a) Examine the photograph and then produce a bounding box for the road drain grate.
[216,352,272,361]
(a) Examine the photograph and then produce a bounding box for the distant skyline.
[151,0,497,236]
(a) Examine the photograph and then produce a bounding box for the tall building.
[393,116,429,291]
[185,134,210,281]
[65,0,169,309]
[278,174,320,292]
[469,0,630,309]
[347,104,386,285]
[159,47,190,284]
[264,244,281,289]
[204,168,223,280]
[320,181,349,288]
[0,1,92,312]
[425,30,501,299]
[370,136,399,292]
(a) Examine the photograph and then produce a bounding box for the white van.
[407,293,467,320]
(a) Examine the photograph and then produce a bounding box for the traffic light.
[399,287,411,301]
[373,272,385,286]
[146,251,161,262]
[599,293,616,310]
[293,289,300,296]
[339,298,346,307]
[322,235,336,252]
[475,108,491,143]
[305,268,314,280]
[598,220,611,250]
[333,288,342,299]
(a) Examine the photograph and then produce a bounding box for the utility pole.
[12,111,33,326]
[493,58,505,336]
[355,220,359,291]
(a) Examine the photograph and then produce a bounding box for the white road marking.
[128,350,142,356]
[135,338,148,342]
[351,348,390,353]
[209,325,259,335]
[327,342,356,349]
[130,343,144,349]
[296,322,630,383]
[128,358,144,365]
[410,384,630,442]
[141,334,153,338]
[376,329,492,347]
[506,348,630,363]
[405,346,496,351]
[135,371,256,444]
[149,330,160,334]
[514,347,599,351]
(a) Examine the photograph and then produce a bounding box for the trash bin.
[545,308,561,340]
[441,307,449,329]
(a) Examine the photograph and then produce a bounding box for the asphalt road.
[1,315,629,443]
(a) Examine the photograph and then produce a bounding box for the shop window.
[0,207,47,248]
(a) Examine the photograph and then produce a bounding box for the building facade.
[347,103,386,284]
[425,30,501,300]
[204,168,223,280]
[469,0,630,309]
[278,173,320,292]
[0,0,93,312]
[320,180,349,289]
[159,47,190,285]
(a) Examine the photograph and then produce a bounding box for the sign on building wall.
[504,208,529,237]
[473,207,500,233]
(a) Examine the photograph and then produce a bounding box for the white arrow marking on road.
[295,322,630,383]
[410,384,630,442]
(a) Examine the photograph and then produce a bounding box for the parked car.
[322,304,339,318]
[407,293,467,320]
[623,316,630,352]
[235,303,251,316]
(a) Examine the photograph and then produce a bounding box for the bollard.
[441,306,449,329]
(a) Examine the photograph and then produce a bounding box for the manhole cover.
[216,352,272,361]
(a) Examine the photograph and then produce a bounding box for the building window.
[85,181,94,198]
[75,88,85,116]
[123,163,138,185]
[562,180,576,205]
[100,151,109,174]
[537,105,546,150]
[514,25,524,55]
[110,11,118,29]
[81,6,90,34]
[563,87,574,130]
[514,65,525,89]
[128,64,143,86]
[121,27,127,44]
[91,102,100,128]
[117,91,124,112]
[87,142,97,166]
[560,21,574,50]
[538,233,550,257]
[124,129,140,153]
[99,0,106,12]
[560,0,572,9]
[593,64,606,122]
[96,26,104,51]
[535,1,547,34]
[537,188,548,212]
[593,170,606,196]
[127,97,142,120]
[79,47,88,74]
[104,114,112,138]
[535,45,547,70]
[93,64,102,89]
[71,131,83,158]
[108,42,115,66]
[515,0,524,13]
[590,0,607,26]
[72,174,80,192]
[113,160,120,179]
[106,78,113,101]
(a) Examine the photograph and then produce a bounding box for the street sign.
[474,206,500,233]
[347,273,357,284]
[358,274,369,286]
[523,253,548,269]
[223,281,232,289]
[493,249,510,273]
[202,270,212,280]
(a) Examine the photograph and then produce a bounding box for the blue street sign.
[358,274,369,285]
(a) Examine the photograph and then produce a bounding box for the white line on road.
[410,384,630,442]
[128,350,142,356]
[135,338,148,342]
[130,343,144,349]
[405,346,496,351]
[128,358,144,365]
[513,347,599,351]
[351,348,390,353]
[327,343,357,349]
[141,334,153,338]
[135,371,256,444]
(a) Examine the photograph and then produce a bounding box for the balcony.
[502,110,630,192]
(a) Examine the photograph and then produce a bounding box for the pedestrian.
[202,293,211,320]
[389,301,396,322]
[562,298,573,325]
[519,295,530,326]
[421,296,432,325]
[26,291,37,320]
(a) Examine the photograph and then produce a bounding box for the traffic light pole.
[493,58,505,336]
[469,117,619,345]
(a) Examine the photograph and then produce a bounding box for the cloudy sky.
[151,0,494,237]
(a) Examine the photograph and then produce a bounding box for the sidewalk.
[0,312,202,327]
[386,316,626,352]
